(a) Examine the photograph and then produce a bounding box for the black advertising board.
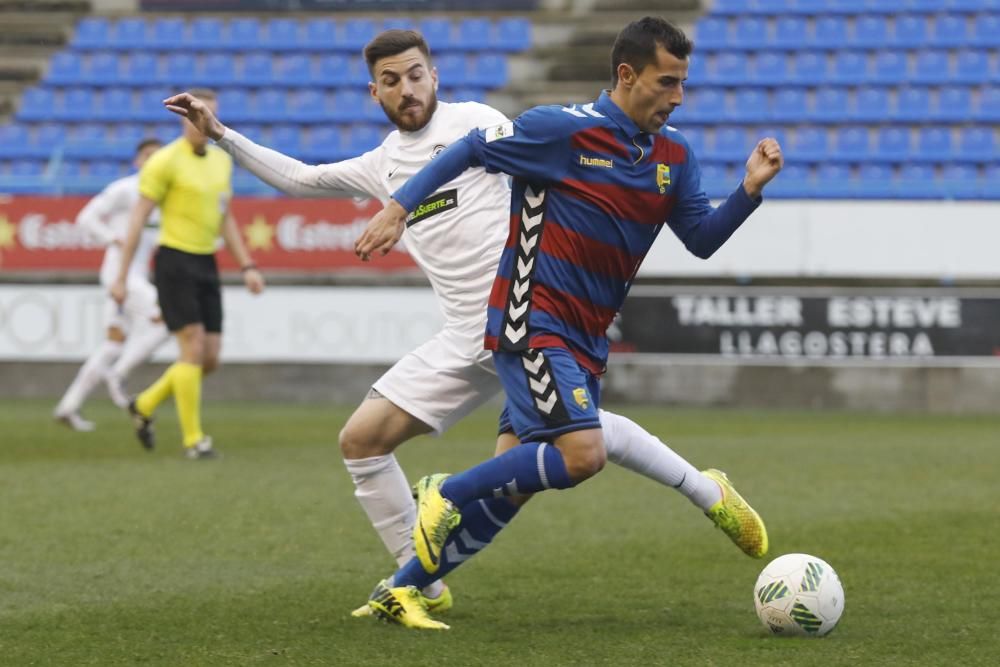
[614,287,1000,362]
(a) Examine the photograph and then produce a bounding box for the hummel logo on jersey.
[561,103,605,118]
[579,155,614,168]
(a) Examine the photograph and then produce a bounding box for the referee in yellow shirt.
[111,88,264,459]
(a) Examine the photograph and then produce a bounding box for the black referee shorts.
[153,246,223,333]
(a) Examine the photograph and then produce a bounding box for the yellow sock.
[135,363,179,417]
[172,362,204,448]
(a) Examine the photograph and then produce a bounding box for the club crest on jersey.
[430,144,447,159]
[656,164,671,194]
[486,121,514,143]
[572,387,590,409]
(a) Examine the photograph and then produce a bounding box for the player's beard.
[381,92,438,132]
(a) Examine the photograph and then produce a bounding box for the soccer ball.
[753,553,844,637]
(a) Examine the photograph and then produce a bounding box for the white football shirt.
[217,101,511,338]
[77,173,160,287]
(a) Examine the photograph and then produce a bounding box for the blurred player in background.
[54,138,170,431]
[112,88,264,459]
[355,17,783,628]
[165,29,762,628]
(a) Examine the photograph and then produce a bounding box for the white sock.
[111,322,169,379]
[599,409,722,511]
[55,340,123,415]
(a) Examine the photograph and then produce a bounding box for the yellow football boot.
[702,468,769,558]
[351,583,453,618]
[413,474,461,574]
[365,579,450,630]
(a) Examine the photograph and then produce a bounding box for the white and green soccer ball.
[753,553,844,637]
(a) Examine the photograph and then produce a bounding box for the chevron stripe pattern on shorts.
[520,348,569,423]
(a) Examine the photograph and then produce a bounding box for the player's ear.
[368,81,378,101]
[617,62,636,88]
[432,67,439,92]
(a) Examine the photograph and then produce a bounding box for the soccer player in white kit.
[54,139,171,431]
[164,30,763,619]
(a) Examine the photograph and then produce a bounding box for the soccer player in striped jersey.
[168,27,768,631]
[355,17,783,628]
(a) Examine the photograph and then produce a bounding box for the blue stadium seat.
[264,18,300,52]
[381,18,415,32]
[713,52,750,85]
[110,18,148,51]
[695,17,729,49]
[152,123,177,144]
[435,54,467,87]
[64,123,107,159]
[89,160,127,182]
[136,88,172,122]
[892,87,930,122]
[811,16,847,49]
[163,53,196,85]
[681,127,705,155]
[451,86,486,104]
[270,124,303,157]
[218,89,252,123]
[772,16,807,49]
[345,125,384,155]
[812,88,849,123]
[851,16,888,48]
[911,51,949,85]
[311,54,350,86]
[122,52,158,86]
[972,14,1000,47]
[831,126,870,160]
[288,89,326,123]
[224,19,261,51]
[330,90,368,123]
[815,164,853,198]
[974,87,1000,122]
[35,123,67,155]
[342,19,378,51]
[770,88,808,122]
[752,52,789,84]
[953,50,990,84]
[687,54,708,81]
[729,89,770,123]
[96,87,134,122]
[238,52,274,87]
[791,52,829,84]
[0,124,30,158]
[103,124,146,159]
[790,126,829,161]
[766,163,810,198]
[755,0,792,15]
[855,164,893,198]
[983,165,1000,199]
[276,55,310,87]
[940,164,981,200]
[457,18,492,51]
[908,0,950,11]
[344,57,371,87]
[492,17,531,52]
[199,53,237,86]
[187,18,224,50]
[896,164,939,198]
[823,0,868,14]
[419,18,455,51]
[751,126,788,151]
[57,88,96,121]
[915,127,952,161]
[149,17,185,50]
[47,52,82,85]
[301,126,345,163]
[875,126,911,161]
[679,88,725,123]
[872,51,908,84]
[851,87,890,122]
[891,15,929,49]
[957,126,995,162]
[828,51,866,84]
[10,159,45,176]
[72,17,109,49]
[712,0,752,14]
[931,14,969,48]
[84,51,119,85]
[734,17,767,48]
[712,128,752,161]
[304,18,336,51]
[254,89,289,123]
[469,53,508,88]
[933,86,972,122]
[17,87,56,121]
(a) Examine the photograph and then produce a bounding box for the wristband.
[240,264,257,273]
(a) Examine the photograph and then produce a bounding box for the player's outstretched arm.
[741,138,784,199]
[220,210,264,294]
[110,195,156,304]
[163,92,225,141]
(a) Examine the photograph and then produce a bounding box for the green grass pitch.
[2,399,998,666]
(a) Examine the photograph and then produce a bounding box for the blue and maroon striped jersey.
[392,91,762,373]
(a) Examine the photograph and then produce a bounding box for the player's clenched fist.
[743,138,784,199]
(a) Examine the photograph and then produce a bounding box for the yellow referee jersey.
[139,137,233,255]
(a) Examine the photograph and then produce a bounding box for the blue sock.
[440,441,574,508]
[393,497,521,590]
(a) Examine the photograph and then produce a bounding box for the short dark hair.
[135,138,162,155]
[364,29,431,77]
[610,17,693,88]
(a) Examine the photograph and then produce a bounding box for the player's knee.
[339,421,386,459]
[561,440,606,482]
[202,355,220,375]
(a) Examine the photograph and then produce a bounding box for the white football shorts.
[102,277,161,334]
[372,326,501,434]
